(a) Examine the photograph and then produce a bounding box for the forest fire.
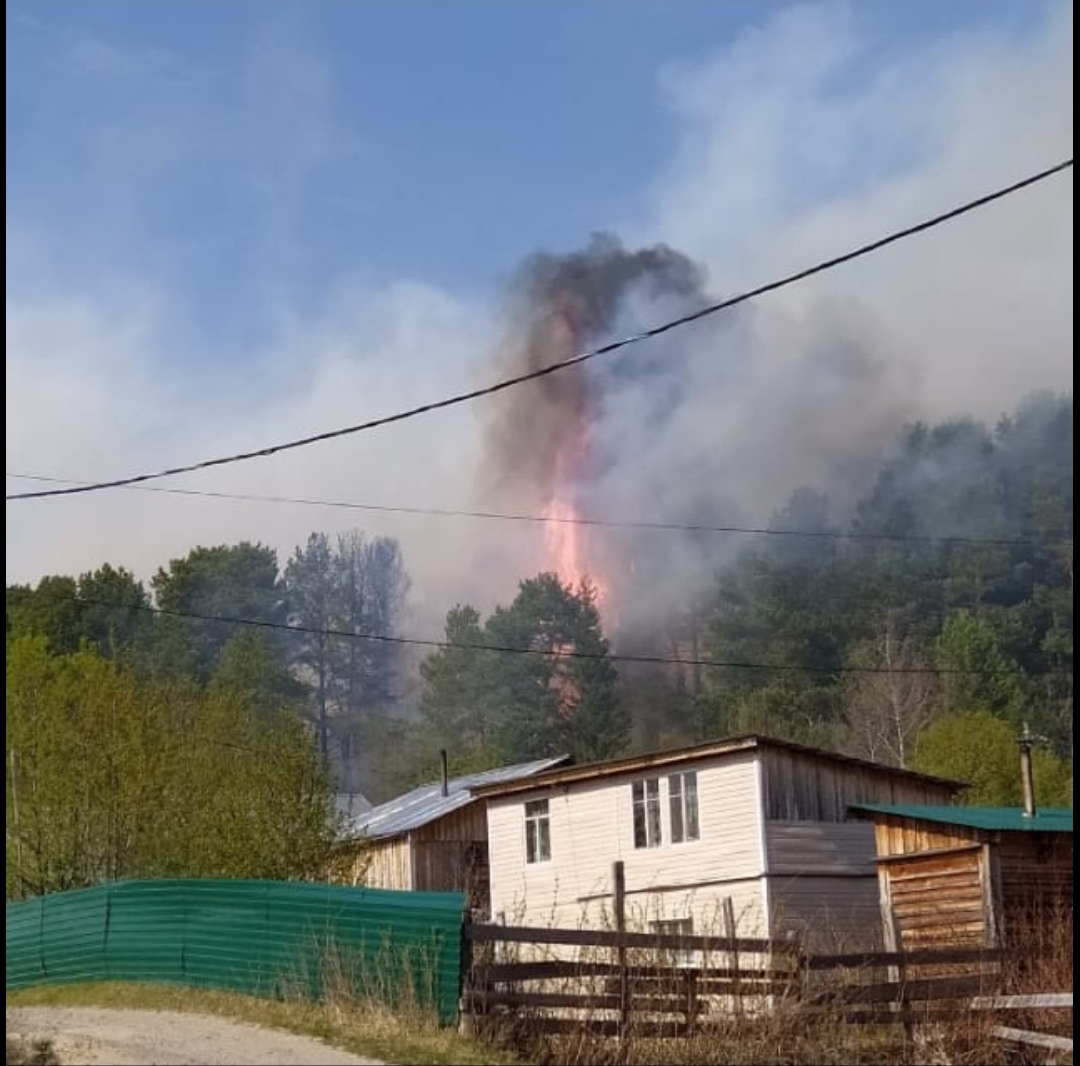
[540,311,609,610]
[482,236,704,626]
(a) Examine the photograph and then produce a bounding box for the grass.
[463,902,1075,1066]
[5,982,520,1066]
[6,1037,59,1066]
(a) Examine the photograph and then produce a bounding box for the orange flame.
[542,491,610,617]
[542,494,587,588]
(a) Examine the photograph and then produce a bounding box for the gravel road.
[6,1007,386,1066]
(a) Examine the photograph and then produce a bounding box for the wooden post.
[722,895,742,1016]
[613,861,628,1057]
[685,970,699,1035]
[889,909,915,1043]
[458,907,476,1036]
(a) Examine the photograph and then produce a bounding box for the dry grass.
[465,904,1074,1066]
[5,982,519,1066]
[5,1037,59,1066]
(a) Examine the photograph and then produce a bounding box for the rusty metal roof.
[344,755,570,841]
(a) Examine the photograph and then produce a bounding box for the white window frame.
[632,777,663,849]
[649,917,695,967]
[668,771,700,844]
[524,798,551,864]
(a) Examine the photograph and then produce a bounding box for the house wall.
[994,833,1072,943]
[759,747,958,821]
[764,822,880,949]
[880,845,990,949]
[757,752,955,950]
[486,750,767,939]
[351,836,412,890]
[869,815,992,949]
[411,803,491,909]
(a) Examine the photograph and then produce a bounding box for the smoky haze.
[482,234,705,508]
[472,232,924,648]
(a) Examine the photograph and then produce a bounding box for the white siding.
[486,751,767,935]
[764,821,880,950]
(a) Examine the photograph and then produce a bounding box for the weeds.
[5,1037,59,1066]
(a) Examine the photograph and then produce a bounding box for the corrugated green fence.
[6,879,466,1024]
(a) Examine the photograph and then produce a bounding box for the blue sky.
[5,1,1073,618]
[5,2,1052,324]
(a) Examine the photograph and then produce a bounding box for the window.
[669,772,700,843]
[632,778,662,848]
[650,918,695,967]
[525,799,551,863]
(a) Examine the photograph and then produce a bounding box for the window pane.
[685,774,700,840]
[634,778,662,848]
[670,789,684,844]
[647,792,662,847]
[525,799,550,863]
[633,797,647,848]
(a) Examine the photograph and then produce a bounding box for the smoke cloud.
[474,233,924,645]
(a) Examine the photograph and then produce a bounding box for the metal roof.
[344,755,570,841]
[849,803,1073,833]
[472,734,964,799]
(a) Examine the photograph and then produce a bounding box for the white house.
[474,735,961,950]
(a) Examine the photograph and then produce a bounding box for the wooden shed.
[849,804,1073,951]
[335,755,569,914]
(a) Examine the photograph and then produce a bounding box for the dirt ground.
[6,1006,386,1066]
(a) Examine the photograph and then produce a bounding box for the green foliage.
[695,394,1072,763]
[934,611,1026,721]
[284,531,410,760]
[911,711,1072,806]
[6,637,337,899]
[418,574,626,766]
[150,542,285,681]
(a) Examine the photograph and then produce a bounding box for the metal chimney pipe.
[1018,723,1036,819]
[440,749,449,798]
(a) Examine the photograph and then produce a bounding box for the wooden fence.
[460,864,1072,1053]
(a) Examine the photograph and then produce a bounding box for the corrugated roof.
[334,793,373,820]
[849,803,1073,833]
[344,755,570,840]
[472,734,964,799]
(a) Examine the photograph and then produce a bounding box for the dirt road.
[6,1006,386,1066]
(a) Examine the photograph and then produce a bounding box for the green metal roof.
[849,803,1073,833]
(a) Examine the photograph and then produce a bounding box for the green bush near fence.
[5,879,465,1024]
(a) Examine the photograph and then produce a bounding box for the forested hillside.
[7,393,1073,877]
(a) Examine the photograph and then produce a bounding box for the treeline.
[6,394,1074,892]
[692,392,1073,786]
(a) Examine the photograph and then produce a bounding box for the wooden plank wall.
[881,846,988,950]
[413,803,492,909]
[996,833,1073,943]
[760,748,957,822]
[353,836,412,890]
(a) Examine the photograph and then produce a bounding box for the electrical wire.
[74,597,1069,678]
[6,158,1072,503]
[5,472,1069,546]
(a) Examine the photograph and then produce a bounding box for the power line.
[7,158,1072,504]
[75,597,1067,678]
[6,472,1069,547]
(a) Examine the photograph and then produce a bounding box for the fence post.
[722,895,742,1016]
[458,908,475,1036]
[613,861,628,1057]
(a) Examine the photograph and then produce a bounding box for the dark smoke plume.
[482,233,706,508]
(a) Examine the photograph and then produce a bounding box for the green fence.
[6,879,466,1024]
